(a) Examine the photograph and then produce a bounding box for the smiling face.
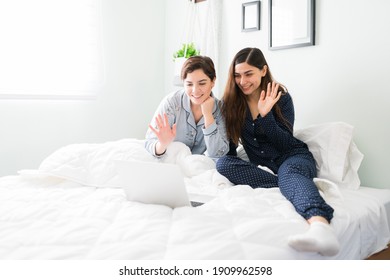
[184,69,215,105]
[234,62,267,96]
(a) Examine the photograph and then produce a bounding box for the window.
[0,0,104,99]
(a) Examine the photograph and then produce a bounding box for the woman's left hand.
[258,82,282,117]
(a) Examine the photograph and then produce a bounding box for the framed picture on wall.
[269,0,315,50]
[242,1,261,32]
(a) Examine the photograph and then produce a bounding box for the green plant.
[173,43,200,61]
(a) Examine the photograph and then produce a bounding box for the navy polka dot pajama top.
[216,93,334,222]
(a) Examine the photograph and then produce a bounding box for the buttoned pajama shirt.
[216,93,334,221]
[145,89,229,159]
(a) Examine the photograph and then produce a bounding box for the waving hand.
[148,113,176,155]
[258,82,282,117]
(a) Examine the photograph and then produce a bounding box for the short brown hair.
[181,55,216,81]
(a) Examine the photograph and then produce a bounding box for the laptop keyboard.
[190,201,204,207]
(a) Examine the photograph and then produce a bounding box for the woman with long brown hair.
[217,47,339,256]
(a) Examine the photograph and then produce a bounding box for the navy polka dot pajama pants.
[216,155,334,222]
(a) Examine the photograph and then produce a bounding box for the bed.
[0,122,389,260]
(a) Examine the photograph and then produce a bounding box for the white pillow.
[36,139,217,188]
[294,122,364,190]
[37,139,155,188]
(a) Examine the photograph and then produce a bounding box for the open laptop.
[115,159,204,208]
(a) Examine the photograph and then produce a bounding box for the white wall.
[225,0,390,189]
[2,0,390,190]
[0,0,166,176]
[165,0,390,189]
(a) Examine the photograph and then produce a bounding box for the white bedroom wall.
[222,0,390,189]
[164,0,390,189]
[2,0,389,190]
[0,0,166,176]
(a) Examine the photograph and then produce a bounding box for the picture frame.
[269,0,315,50]
[242,1,261,32]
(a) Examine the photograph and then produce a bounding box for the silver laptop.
[115,160,202,208]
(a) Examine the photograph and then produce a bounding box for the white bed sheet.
[334,186,390,258]
[354,186,390,224]
[0,173,389,260]
[1,136,389,260]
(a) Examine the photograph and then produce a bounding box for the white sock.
[288,221,340,256]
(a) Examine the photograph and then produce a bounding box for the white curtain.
[182,0,199,51]
[200,0,222,70]
[179,0,222,64]
[174,0,222,86]
[0,0,104,99]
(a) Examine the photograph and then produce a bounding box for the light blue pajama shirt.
[145,89,229,160]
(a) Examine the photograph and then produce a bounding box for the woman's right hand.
[258,82,282,117]
[148,113,177,155]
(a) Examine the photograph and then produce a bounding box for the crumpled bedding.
[0,139,389,259]
[36,139,232,196]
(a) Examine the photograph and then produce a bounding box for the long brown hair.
[222,47,291,145]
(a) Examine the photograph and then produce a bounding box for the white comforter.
[0,139,389,259]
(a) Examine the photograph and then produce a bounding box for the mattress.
[336,186,390,257]
[0,174,389,260]
[0,136,389,260]
[356,187,390,224]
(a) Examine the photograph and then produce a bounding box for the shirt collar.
[182,90,218,127]
[182,90,218,115]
